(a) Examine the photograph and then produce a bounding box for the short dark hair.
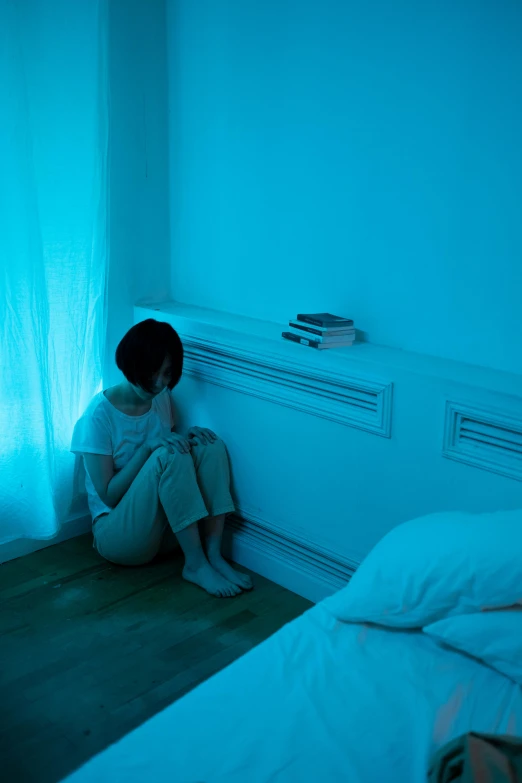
[115,319,184,393]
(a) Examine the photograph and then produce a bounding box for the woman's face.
[132,356,173,400]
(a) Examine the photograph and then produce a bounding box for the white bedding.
[62,603,522,783]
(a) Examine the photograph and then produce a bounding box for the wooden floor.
[0,534,311,783]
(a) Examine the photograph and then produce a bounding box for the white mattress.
[62,603,522,783]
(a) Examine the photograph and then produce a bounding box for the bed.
[61,602,522,783]
[62,509,522,783]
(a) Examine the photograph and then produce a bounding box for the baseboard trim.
[0,514,92,564]
[224,508,358,603]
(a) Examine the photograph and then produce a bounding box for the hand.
[148,432,192,455]
[187,426,218,446]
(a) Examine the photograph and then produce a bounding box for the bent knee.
[151,446,170,461]
[195,436,226,453]
[199,437,229,463]
[150,445,192,466]
[149,445,171,464]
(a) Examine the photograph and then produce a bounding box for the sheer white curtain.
[0,0,109,543]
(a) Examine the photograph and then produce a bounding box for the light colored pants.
[93,438,235,566]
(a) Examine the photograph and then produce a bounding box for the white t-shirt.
[71,388,174,521]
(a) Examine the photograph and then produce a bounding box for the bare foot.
[208,553,253,591]
[182,561,241,598]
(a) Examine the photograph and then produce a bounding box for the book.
[282,331,354,350]
[289,320,355,338]
[296,312,353,328]
[288,327,355,343]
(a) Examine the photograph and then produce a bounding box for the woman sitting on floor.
[71,318,252,598]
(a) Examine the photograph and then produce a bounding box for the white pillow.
[424,610,522,684]
[323,509,522,628]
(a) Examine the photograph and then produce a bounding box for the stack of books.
[282,312,355,350]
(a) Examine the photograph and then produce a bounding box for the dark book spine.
[297,314,354,327]
[282,331,321,349]
[290,322,327,337]
[291,322,355,338]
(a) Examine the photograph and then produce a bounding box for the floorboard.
[0,534,311,783]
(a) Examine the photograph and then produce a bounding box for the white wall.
[137,302,522,598]
[163,1,522,595]
[106,0,171,385]
[167,0,522,376]
[178,365,522,563]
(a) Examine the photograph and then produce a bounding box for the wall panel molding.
[181,334,393,437]
[443,399,522,482]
